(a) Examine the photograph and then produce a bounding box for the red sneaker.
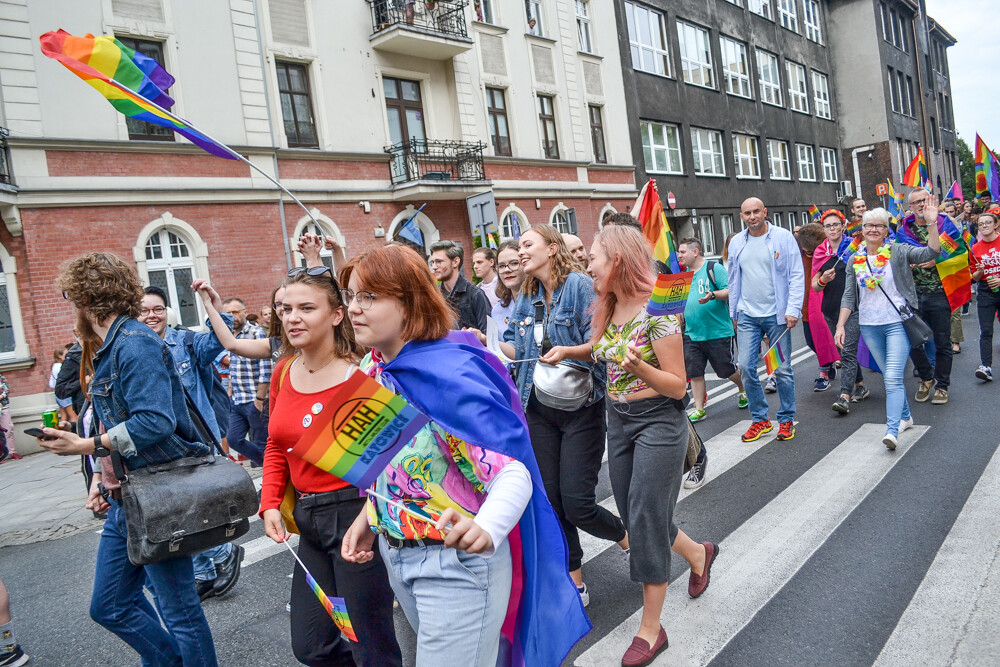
[741,420,773,442]
[776,422,796,441]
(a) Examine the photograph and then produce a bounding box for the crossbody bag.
[530,303,593,411]
[867,256,933,347]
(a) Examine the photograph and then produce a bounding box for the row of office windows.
[721,0,823,44]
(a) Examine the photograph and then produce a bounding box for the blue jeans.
[91,502,217,667]
[382,537,512,667]
[226,400,267,465]
[860,322,912,436]
[192,543,233,582]
[737,315,796,423]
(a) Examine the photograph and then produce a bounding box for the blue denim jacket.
[503,271,606,408]
[162,314,233,441]
[90,316,209,469]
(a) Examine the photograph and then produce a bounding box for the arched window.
[598,203,618,229]
[499,204,530,240]
[291,209,346,268]
[549,202,572,233]
[387,205,440,256]
[0,243,28,361]
[134,213,210,330]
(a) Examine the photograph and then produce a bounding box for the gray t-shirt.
[738,233,777,318]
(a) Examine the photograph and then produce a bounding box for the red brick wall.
[46,151,250,178]
[484,163,578,182]
[587,168,635,185]
[277,159,388,181]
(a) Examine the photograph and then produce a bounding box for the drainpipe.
[851,145,874,201]
[911,0,933,183]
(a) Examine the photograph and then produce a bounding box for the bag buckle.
[169,529,185,552]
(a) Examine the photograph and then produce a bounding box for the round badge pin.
[302,414,313,428]
[311,402,323,415]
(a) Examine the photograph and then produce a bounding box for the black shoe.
[827,364,837,381]
[832,396,850,414]
[196,579,216,601]
[851,385,871,403]
[212,545,244,598]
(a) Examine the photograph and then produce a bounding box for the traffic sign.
[876,183,888,196]
[666,191,677,209]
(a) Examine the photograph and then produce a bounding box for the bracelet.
[256,395,266,401]
[817,278,828,287]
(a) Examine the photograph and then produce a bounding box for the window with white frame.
[880,2,889,41]
[526,0,544,36]
[720,36,752,98]
[293,214,344,269]
[756,50,782,106]
[801,212,811,227]
[144,230,202,329]
[812,70,831,119]
[773,212,783,229]
[640,121,683,174]
[749,0,771,20]
[897,12,908,52]
[691,127,726,176]
[796,144,816,181]
[576,1,593,53]
[786,61,809,113]
[551,206,571,233]
[677,21,715,88]
[888,67,900,112]
[733,133,761,178]
[804,0,822,43]
[721,214,734,240]
[0,250,24,358]
[767,139,791,180]
[500,208,527,239]
[820,147,838,182]
[625,2,671,77]
[723,0,742,6]
[475,0,495,24]
[697,215,716,255]
[777,0,797,31]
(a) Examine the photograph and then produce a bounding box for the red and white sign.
[666,191,677,209]
[876,183,888,196]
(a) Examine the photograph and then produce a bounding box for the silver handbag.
[531,309,593,411]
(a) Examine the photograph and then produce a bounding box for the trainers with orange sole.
[741,420,773,442]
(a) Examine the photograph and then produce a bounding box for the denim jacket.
[503,271,606,408]
[162,313,233,441]
[89,316,209,469]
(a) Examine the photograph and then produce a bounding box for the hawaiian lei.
[853,245,892,290]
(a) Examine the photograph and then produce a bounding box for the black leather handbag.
[110,392,258,566]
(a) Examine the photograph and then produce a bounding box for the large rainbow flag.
[974,133,1000,200]
[631,178,682,273]
[896,213,971,311]
[647,271,693,316]
[39,30,237,159]
[902,147,931,190]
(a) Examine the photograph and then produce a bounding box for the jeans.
[860,322,912,437]
[977,286,1000,367]
[909,291,954,390]
[192,543,233,582]
[226,401,267,465]
[737,315,796,423]
[90,502,217,667]
[825,312,864,395]
[382,537,512,667]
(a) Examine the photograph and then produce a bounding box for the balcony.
[385,139,487,187]
[369,0,473,60]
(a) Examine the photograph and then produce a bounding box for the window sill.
[472,21,509,34]
[694,173,728,178]
[726,91,754,101]
[771,176,793,181]
[526,33,557,44]
[0,356,36,372]
[578,51,602,60]
[762,100,784,109]
[646,170,685,176]
[799,178,817,183]
[634,69,675,82]
[817,115,834,122]
[735,175,762,180]
[791,108,811,115]
[682,79,717,91]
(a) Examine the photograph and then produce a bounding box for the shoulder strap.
[704,260,719,292]
[867,256,906,317]
[276,354,299,392]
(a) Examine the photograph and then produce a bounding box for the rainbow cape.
[380,332,591,667]
[902,147,931,189]
[974,134,1000,200]
[896,213,971,311]
[945,180,964,202]
[647,271,693,316]
[39,30,237,160]
[808,205,821,220]
[631,178,682,273]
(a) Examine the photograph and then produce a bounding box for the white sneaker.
[883,433,898,450]
[899,418,913,433]
[577,583,590,607]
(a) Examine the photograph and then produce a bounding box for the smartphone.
[24,427,56,441]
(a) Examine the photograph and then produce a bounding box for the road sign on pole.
[876,183,888,196]
[666,192,677,209]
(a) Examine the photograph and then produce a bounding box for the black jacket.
[442,274,490,331]
[55,343,86,413]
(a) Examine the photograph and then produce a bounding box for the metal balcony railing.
[385,139,486,185]
[370,0,469,40]
[0,128,11,185]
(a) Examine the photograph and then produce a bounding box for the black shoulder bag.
[867,256,933,347]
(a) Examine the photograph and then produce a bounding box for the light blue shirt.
[738,233,777,317]
[727,222,805,324]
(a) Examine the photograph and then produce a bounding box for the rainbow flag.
[647,271,693,316]
[896,214,971,311]
[288,371,429,489]
[487,233,498,250]
[39,30,237,160]
[302,571,358,642]
[845,218,862,236]
[902,147,931,189]
[945,180,964,202]
[838,234,863,263]
[939,232,959,256]
[763,339,786,375]
[631,178,682,273]
[808,205,821,220]
[974,134,1000,200]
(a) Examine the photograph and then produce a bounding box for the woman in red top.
[260,267,401,667]
[970,210,1000,380]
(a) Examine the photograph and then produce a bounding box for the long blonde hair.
[520,224,582,297]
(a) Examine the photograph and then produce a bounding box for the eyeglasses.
[340,288,377,310]
[288,266,333,279]
[497,260,522,273]
[139,306,166,317]
[862,223,888,231]
[823,223,843,230]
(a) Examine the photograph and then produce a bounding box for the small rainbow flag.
[845,218,862,236]
[647,271,694,316]
[808,205,821,220]
[487,233,498,250]
[763,339,787,375]
[839,235,862,263]
[975,133,1000,199]
[903,147,930,189]
[288,371,429,489]
[945,180,964,202]
[302,573,357,642]
[939,232,960,256]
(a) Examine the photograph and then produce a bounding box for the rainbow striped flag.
[838,235,863,263]
[945,180,964,202]
[974,134,1000,200]
[763,338,786,375]
[845,218,862,236]
[903,147,930,189]
[487,233,498,250]
[647,271,693,316]
[886,180,904,221]
[288,371,429,489]
[303,571,358,642]
[939,232,960,256]
[808,205,821,220]
[632,178,682,273]
[39,30,237,160]
[896,214,971,311]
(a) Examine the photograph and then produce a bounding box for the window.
[880,2,889,41]
[888,67,900,112]
[697,215,716,255]
[589,105,607,164]
[550,205,574,233]
[277,61,318,148]
[625,2,671,77]
[749,0,771,20]
[767,139,790,180]
[691,128,725,176]
[640,121,683,174]
[773,212,783,229]
[905,76,915,117]
[0,257,15,355]
[500,207,527,239]
[733,133,761,178]
[293,213,345,269]
[777,0,797,32]
[804,0,822,42]
[931,117,939,150]
[889,9,900,47]
[526,0,544,35]
[796,144,816,181]
[537,95,559,159]
[720,37,752,98]
[384,77,426,181]
[721,214,735,240]
[486,88,511,156]
[801,212,811,227]
[474,0,495,24]
[820,147,838,182]
[786,61,809,113]
[812,71,831,119]
[677,21,715,88]
[116,37,173,141]
[723,0,743,5]
[756,50,782,106]
[897,13,908,52]
[576,1,593,53]
[144,230,202,329]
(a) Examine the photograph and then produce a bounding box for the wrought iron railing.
[385,138,486,185]
[370,0,469,40]
[0,128,10,185]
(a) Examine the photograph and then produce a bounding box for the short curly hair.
[58,253,143,321]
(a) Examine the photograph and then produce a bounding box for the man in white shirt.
[472,246,500,309]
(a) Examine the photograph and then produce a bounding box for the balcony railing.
[370,0,469,40]
[385,139,486,185]
[0,128,10,186]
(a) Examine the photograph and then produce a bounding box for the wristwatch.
[93,436,110,458]
[709,291,717,300]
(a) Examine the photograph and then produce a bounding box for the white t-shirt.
[857,261,906,326]
[480,276,500,309]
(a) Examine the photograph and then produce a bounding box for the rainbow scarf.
[896,213,972,311]
[647,271,693,316]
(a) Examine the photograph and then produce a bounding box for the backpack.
[183,330,231,439]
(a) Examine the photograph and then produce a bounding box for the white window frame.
[476,0,496,24]
[773,212,783,229]
[812,70,831,119]
[640,120,684,174]
[820,147,838,182]
[499,204,530,239]
[749,0,771,20]
[624,2,672,77]
[0,243,29,361]
[691,127,726,177]
[721,214,735,240]
[880,2,889,41]
[767,139,791,180]
[733,133,761,179]
[526,0,545,36]
[133,213,210,330]
[697,215,716,255]
[786,61,809,114]
[720,36,752,98]
[804,0,822,43]
[897,12,908,52]
[777,0,798,32]
[290,209,347,268]
[387,205,441,251]
[549,203,572,233]
[677,21,715,89]
[575,0,593,54]
[796,144,816,181]
[756,49,782,107]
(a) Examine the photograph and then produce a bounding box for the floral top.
[592,310,681,395]
[361,351,513,540]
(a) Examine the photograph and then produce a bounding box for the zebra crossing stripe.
[243,533,299,566]
[873,443,1000,666]
[575,422,929,666]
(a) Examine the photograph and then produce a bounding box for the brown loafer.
[622,626,668,667]
[688,541,719,598]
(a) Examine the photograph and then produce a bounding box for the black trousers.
[909,291,954,390]
[526,391,626,572]
[290,491,401,667]
[977,285,1000,367]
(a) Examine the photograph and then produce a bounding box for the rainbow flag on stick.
[808,205,821,220]
[647,271,694,316]
[902,147,931,189]
[845,218,862,236]
[974,134,1000,200]
[763,329,790,375]
[631,178,682,273]
[280,539,358,641]
[886,180,904,221]
[288,371,429,489]
[487,233,498,250]
[945,180,964,202]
